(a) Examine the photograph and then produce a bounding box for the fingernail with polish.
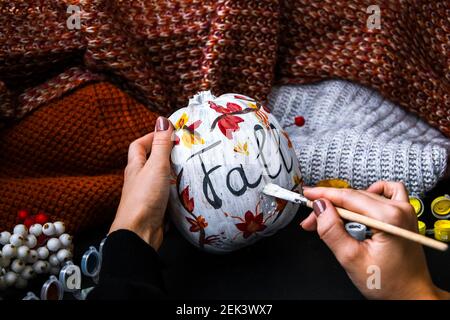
[313,199,326,217]
[155,116,169,131]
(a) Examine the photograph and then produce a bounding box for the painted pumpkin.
[168,91,302,253]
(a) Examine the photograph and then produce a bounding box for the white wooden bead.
[29,224,43,237]
[59,233,72,247]
[4,271,17,286]
[49,254,60,266]
[11,259,25,273]
[17,245,30,260]
[47,238,61,252]
[13,224,28,236]
[9,234,24,247]
[56,249,72,263]
[53,221,66,236]
[42,223,56,236]
[26,250,38,264]
[20,266,35,280]
[15,276,28,289]
[2,244,17,258]
[37,246,49,260]
[32,260,49,274]
[0,231,11,245]
[24,234,37,248]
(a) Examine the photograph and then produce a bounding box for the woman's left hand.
[109,117,174,250]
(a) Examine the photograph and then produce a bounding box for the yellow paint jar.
[409,196,424,217]
[431,195,450,220]
[434,220,450,242]
[417,221,426,235]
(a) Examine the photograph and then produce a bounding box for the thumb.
[145,116,174,173]
[313,198,363,266]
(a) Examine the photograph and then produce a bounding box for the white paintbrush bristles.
[262,183,312,208]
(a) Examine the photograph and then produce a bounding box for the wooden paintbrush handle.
[306,201,448,252]
[337,207,448,252]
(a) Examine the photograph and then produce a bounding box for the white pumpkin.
[168,91,302,253]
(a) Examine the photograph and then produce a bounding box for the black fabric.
[77,179,449,300]
[87,229,166,300]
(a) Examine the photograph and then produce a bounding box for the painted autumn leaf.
[234,95,254,102]
[181,186,194,213]
[209,101,245,139]
[235,211,267,239]
[173,112,205,148]
[217,115,244,139]
[186,215,208,232]
[233,141,249,156]
[248,102,270,128]
[174,112,189,130]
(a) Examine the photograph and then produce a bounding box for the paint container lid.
[345,222,367,241]
[431,195,450,219]
[434,220,450,242]
[409,196,424,217]
[417,220,426,235]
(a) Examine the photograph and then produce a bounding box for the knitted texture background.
[0,82,159,233]
[1,1,449,136]
[268,80,450,195]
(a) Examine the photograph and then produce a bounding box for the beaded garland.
[0,210,105,300]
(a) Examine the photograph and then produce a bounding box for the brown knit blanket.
[0,1,449,233]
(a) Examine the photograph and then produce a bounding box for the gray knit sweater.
[268,80,450,196]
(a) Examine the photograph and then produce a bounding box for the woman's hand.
[301,181,449,300]
[109,117,174,250]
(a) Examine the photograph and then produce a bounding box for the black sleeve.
[87,229,166,300]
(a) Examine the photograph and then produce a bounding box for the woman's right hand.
[301,181,449,300]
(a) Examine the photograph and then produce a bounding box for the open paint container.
[409,196,424,217]
[434,220,450,242]
[431,195,450,220]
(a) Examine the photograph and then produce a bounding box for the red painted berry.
[24,217,36,229]
[35,212,49,225]
[17,209,29,221]
[294,116,305,127]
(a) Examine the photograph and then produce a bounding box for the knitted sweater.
[0,82,158,233]
[268,80,450,195]
[1,0,449,137]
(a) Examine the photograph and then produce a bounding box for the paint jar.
[409,196,424,217]
[431,195,450,220]
[417,220,426,235]
[345,222,367,241]
[434,220,450,242]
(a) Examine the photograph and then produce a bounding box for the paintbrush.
[262,183,448,252]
